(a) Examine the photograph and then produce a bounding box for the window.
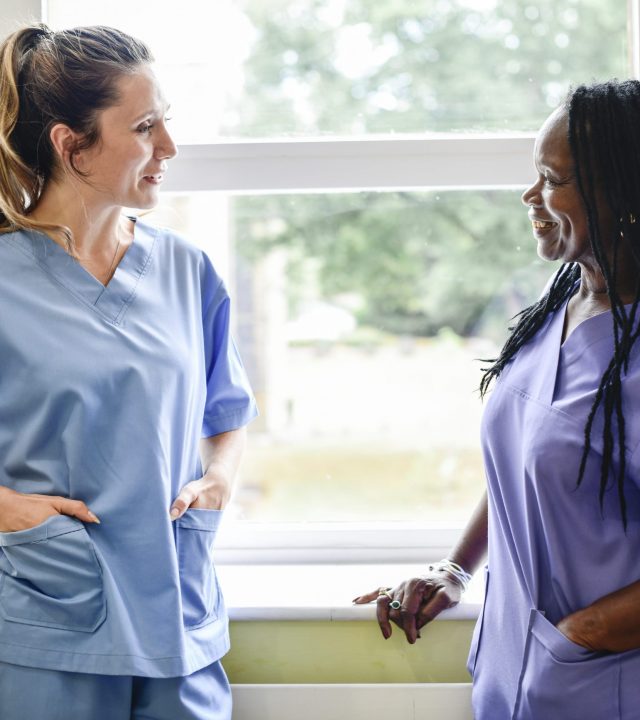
[48,1,628,141]
[151,188,548,529]
[19,1,640,560]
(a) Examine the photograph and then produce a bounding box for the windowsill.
[218,564,483,622]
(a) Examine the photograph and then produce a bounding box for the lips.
[528,214,557,231]
[142,167,167,183]
[532,220,555,229]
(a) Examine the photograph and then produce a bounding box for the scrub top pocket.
[0,514,106,633]
[513,609,621,720]
[176,508,222,629]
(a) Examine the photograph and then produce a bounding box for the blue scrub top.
[470,293,640,719]
[0,220,257,677]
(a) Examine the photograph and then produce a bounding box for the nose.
[155,123,178,161]
[521,177,542,208]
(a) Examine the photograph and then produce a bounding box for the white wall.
[0,0,42,40]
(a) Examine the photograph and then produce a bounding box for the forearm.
[447,490,488,576]
[199,427,247,486]
[558,579,640,653]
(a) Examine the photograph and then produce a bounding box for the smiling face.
[521,108,602,266]
[71,65,177,211]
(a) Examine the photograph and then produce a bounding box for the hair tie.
[25,25,54,51]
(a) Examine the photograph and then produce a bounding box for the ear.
[48,123,83,169]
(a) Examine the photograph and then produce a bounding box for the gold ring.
[377,587,393,600]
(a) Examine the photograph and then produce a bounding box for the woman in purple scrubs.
[355,80,640,719]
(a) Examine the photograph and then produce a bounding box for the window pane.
[47,0,627,141]
[149,190,550,524]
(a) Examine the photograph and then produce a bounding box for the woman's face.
[72,65,177,210]
[521,108,597,265]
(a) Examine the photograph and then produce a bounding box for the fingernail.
[170,507,180,519]
[352,597,360,604]
[88,512,101,524]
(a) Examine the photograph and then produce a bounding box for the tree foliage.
[228,0,626,336]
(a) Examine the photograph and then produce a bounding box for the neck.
[29,178,127,257]
[576,254,639,308]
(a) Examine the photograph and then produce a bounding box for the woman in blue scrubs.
[0,24,257,720]
[355,80,640,719]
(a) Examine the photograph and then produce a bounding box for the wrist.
[199,471,232,505]
[557,606,604,651]
[426,559,473,593]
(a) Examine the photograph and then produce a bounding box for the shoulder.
[134,217,226,300]
[134,217,201,262]
[135,218,221,277]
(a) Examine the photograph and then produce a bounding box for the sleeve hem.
[201,403,259,438]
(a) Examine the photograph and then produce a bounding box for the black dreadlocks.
[480,80,640,528]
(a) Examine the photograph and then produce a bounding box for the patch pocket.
[176,509,223,629]
[0,515,106,633]
[514,609,621,720]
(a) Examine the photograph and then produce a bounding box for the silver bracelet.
[425,559,473,592]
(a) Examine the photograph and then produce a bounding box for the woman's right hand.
[0,486,100,533]
[353,570,464,644]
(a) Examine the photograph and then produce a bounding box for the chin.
[128,194,160,211]
[536,246,558,263]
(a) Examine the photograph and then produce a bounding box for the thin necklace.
[76,220,128,283]
[103,229,122,282]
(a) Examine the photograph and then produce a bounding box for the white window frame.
[3,0,638,564]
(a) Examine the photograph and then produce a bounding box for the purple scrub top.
[470,292,640,719]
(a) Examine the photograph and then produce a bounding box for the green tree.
[228,0,626,336]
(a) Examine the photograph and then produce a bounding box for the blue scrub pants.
[0,659,232,720]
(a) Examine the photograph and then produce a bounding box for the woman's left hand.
[170,428,247,519]
[170,469,231,519]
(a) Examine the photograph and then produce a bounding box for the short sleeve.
[200,255,258,437]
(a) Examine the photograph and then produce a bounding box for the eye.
[137,122,153,134]
[543,175,560,187]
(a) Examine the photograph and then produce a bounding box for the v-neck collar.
[560,292,639,364]
[539,292,639,405]
[9,218,157,325]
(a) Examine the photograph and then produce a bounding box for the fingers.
[170,480,200,520]
[399,582,425,644]
[376,589,394,640]
[53,497,101,524]
[417,587,455,629]
[354,579,448,644]
[352,586,396,639]
[352,588,385,604]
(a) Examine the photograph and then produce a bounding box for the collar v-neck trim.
[9,218,157,325]
[559,291,640,366]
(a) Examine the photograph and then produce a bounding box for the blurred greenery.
[226,0,626,338]
[233,191,552,337]
[227,0,626,136]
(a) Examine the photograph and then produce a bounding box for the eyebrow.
[133,103,171,123]
[535,154,573,176]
